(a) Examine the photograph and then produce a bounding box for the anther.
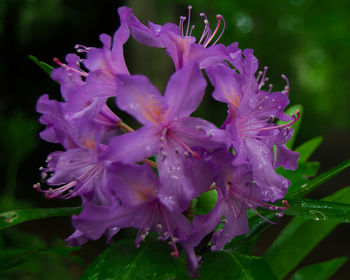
[204,14,225,47]
[139,234,146,241]
[156,224,163,230]
[268,84,273,93]
[276,212,284,218]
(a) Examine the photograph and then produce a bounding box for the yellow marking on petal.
[137,94,165,125]
[82,138,96,150]
[132,184,157,203]
[223,89,240,108]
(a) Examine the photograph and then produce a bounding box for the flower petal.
[164,61,206,119]
[101,126,160,164]
[115,74,168,126]
[107,162,159,206]
[275,144,299,170]
[207,63,242,107]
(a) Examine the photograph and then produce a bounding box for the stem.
[143,159,157,169]
[118,121,134,133]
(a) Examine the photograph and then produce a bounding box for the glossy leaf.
[28,55,54,75]
[279,161,320,196]
[80,237,180,280]
[0,246,82,273]
[0,207,81,230]
[199,251,277,280]
[0,256,26,273]
[287,158,350,198]
[285,198,350,223]
[195,189,217,215]
[295,136,323,162]
[290,257,348,280]
[264,187,350,279]
[225,212,275,251]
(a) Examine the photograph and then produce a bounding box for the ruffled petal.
[107,162,158,206]
[275,144,299,170]
[245,138,289,201]
[164,61,206,120]
[115,74,168,126]
[102,126,160,164]
[210,199,249,250]
[171,117,229,150]
[206,63,242,108]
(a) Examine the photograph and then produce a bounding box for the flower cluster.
[35,6,299,276]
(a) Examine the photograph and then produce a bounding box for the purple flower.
[35,96,121,203]
[124,6,240,70]
[206,50,299,201]
[102,61,228,211]
[50,7,132,110]
[72,162,191,257]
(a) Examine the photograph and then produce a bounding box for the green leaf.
[199,251,277,280]
[0,256,26,273]
[295,136,323,162]
[0,207,81,230]
[225,213,276,251]
[278,104,303,149]
[290,257,348,280]
[287,158,350,198]
[279,161,320,196]
[264,186,350,279]
[81,237,180,280]
[0,246,82,273]
[28,55,54,75]
[195,189,217,215]
[285,198,350,223]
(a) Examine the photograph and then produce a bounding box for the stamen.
[260,199,289,211]
[168,131,200,159]
[198,13,210,44]
[180,16,186,35]
[185,6,192,36]
[258,66,269,89]
[256,70,263,82]
[204,14,224,47]
[160,207,179,259]
[281,74,290,94]
[245,110,300,132]
[268,84,273,93]
[53,58,88,77]
[189,25,195,36]
[74,44,90,53]
[212,15,226,46]
[249,207,278,225]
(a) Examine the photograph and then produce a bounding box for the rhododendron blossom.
[35,5,299,276]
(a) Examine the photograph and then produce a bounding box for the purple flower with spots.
[206,50,299,201]
[72,163,192,257]
[124,6,240,70]
[103,61,228,211]
[34,5,300,278]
